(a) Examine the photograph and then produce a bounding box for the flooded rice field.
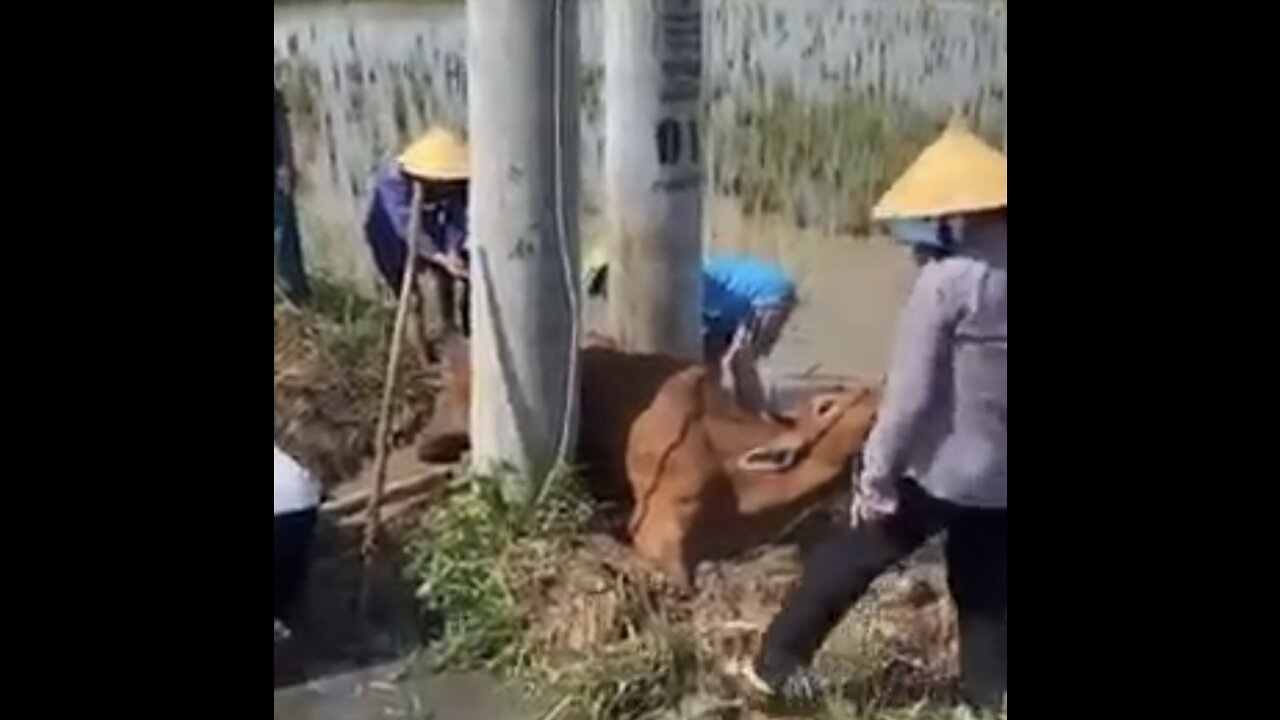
[273,0,1006,293]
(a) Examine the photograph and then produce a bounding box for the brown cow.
[417,339,880,586]
[621,358,880,584]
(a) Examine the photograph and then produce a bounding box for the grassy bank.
[404,464,1001,720]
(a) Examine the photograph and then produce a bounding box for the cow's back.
[578,347,694,506]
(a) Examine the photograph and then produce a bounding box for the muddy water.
[707,197,918,380]
[275,661,517,720]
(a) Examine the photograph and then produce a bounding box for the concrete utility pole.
[604,0,704,359]
[469,0,581,498]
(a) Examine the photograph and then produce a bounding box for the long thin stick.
[340,493,434,531]
[323,467,452,516]
[360,181,426,613]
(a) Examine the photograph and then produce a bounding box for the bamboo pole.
[359,181,426,612]
[340,493,434,532]
[323,467,453,517]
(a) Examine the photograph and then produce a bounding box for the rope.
[549,0,580,474]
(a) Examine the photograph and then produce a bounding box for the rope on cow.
[628,372,707,539]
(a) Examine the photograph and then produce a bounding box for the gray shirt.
[860,223,1007,511]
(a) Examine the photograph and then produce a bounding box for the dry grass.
[275,279,1001,720]
[403,467,990,720]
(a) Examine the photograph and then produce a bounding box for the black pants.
[758,479,1007,708]
[273,508,318,622]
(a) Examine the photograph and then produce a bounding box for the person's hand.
[426,252,466,279]
[850,484,897,528]
[726,321,759,362]
[441,253,469,279]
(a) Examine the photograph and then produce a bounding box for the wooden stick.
[360,181,426,613]
[323,467,452,516]
[339,493,434,531]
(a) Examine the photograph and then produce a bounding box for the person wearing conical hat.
[583,248,798,417]
[363,127,472,338]
[748,117,1007,711]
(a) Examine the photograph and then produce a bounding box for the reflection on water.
[273,0,1006,289]
[274,659,516,720]
[273,516,426,717]
[274,660,415,720]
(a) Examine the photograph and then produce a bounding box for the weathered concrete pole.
[469,0,581,498]
[604,0,704,359]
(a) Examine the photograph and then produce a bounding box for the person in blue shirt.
[363,128,471,344]
[584,252,798,415]
[274,85,309,303]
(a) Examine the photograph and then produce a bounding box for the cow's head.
[627,371,882,585]
[734,384,881,482]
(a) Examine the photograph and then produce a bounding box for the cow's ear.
[811,394,846,421]
[737,438,803,473]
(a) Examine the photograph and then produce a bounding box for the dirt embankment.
[275,291,963,714]
[518,512,960,712]
[274,300,437,490]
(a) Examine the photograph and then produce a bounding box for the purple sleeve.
[442,199,469,257]
[859,263,957,513]
[373,164,415,242]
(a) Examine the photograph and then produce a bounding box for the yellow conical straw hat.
[397,127,470,182]
[872,115,1006,221]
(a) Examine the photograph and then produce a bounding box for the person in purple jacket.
[747,117,1007,712]
[364,127,471,339]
